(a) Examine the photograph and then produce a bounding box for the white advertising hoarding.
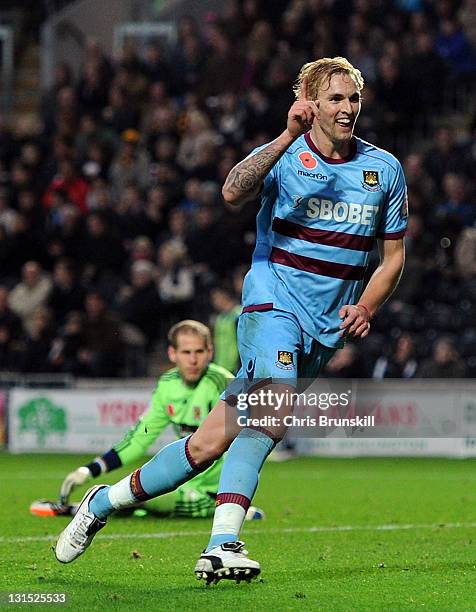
[294,381,476,457]
[7,381,476,457]
[8,388,175,453]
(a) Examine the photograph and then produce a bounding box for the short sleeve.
[377,160,408,239]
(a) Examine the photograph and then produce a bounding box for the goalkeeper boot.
[194,541,261,584]
[55,485,107,563]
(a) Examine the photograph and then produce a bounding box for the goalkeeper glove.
[59,458,106,504]
[59,466,91,504]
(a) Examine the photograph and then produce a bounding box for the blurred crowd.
[0,0,475,378]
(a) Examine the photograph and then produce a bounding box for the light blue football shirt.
[241,133,408,348]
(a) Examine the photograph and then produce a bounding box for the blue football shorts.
[223,308,336,400]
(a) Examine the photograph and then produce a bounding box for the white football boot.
[55,485,107,563]
[195,541,261,584]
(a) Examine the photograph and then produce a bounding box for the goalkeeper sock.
[89,436,205,519]
[205,428,275,552]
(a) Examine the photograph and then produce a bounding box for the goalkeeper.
[60,320,232,518]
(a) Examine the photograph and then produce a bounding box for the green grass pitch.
[1,452,476,611]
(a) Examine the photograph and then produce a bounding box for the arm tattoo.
[224,140,287,198]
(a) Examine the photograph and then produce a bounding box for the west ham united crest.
[276,350,294,370]
[362,170,382,192]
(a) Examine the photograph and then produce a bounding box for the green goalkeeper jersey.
[99,362,232,496]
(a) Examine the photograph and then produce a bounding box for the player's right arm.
[60,381,170,504]
[222,77,318,206]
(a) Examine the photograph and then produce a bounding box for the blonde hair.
[293,57,364,101]
[168,320,212,348]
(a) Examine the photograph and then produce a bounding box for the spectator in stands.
[114,45,149,106]
[436,173,476,229]
[176,110,217,175]
[143,43,172,84]
[116,185,150,246]
[435,18,476,79]
[0,226,14,282]
[215,93,247,145]
[417,336,465,378]
[102,85,140,136]
[77,60,110,118]
[41,63,73,124]
[374,56,413,141]
[157,240,194,329]
[2,213,46,274]
[325,344,368,378]
[117,259,162,351]
[173,34,205,95]
[41,135,74,186]
[151,134,179,170]
[458,0,476,50]
[43,159,89,215]
[162,207,188,250]
[85,177,114,214]
[17,189,45,235]
[407,32,447,119]
[78,291,124,377]
[424,127,462,189]
[200,25,245,97]
[0,323,23,371]
[79,211,125,289]
[372,333,418,379]
[19,306,55,373]
[81,141,110,184]
[186,204,227,276]
[75,114,114,164]
[8,261,52,334]
[49,310,84,375]
[47,204,84,262]
[144,187,168,242]
[454,226,476,282]
[83,38,113,87]
[48,258,85,325]
[0,286,23,342]
[0,113,15,174]
[0,189,19,234]
[403,153,436,207]
[108,130,150,197]
[392,215,430,305]
[129,235,156,264]
[43,85,78,139]
[346,36,377,84]
[418,337,466,378]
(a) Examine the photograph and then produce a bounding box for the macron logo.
[297,169,328,181]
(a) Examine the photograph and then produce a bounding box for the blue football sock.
[89,436,201,519]
[206,428,275,551]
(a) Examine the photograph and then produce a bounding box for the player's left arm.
[339,238,405,338]
[340,157,408,339]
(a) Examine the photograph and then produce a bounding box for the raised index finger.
[299,75,309,101]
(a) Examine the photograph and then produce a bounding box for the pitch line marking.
[2,522,476,544]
